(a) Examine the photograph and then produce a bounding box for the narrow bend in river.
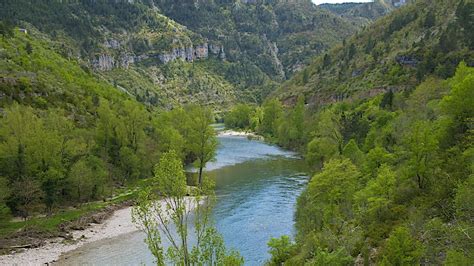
[59,129,309,265]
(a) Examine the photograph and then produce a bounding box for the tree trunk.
[198,163,203,188]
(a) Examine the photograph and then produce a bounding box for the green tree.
[277,96,305,149]
[224,104,253,130]
[306,136,340,168]
[323,53,331,68]
[267,235,296,265]
[12,178,44,219]
[380,90,394,109]
[68,156,107,203]
[310,248,353,266]
[250,106,263,132]
[119,146,141,182]
[187,106,218,187]
[306,109,343,167]
[260,99,283,136]
[0,21,14,38]
[120,100,148,152]
[456,0,474,49]
[0,103,47,217]
[362,146,394,178]
[356,165,396,225]
[342,139,365,167]
[41,168,63,215]
[301,68,309,84]
[454,174,474,222]
[96,99,122,164]
[297,159,360,235]
[381,226,424,266]
[404,121,439,189]
[132,151,242,266]
[441,62,474,137]
[423,10,436,28]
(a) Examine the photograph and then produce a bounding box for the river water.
[59,133,309,265]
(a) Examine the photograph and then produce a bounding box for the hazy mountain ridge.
[320,0,395,25]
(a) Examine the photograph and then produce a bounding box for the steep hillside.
[0,28,224,236]
[155,0,360,78]
[0,26,127,117]
[0,0,240,109]
[0,0,377,107]
[274,0,474,106]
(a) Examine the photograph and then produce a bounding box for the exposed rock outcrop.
[396,55,418,67]
[92,43,225,71]
[93,54,115,71]
[158,42,223,64]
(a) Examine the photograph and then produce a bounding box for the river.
[59,132,309,265]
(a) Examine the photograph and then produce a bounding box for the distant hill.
[0,0,385,108]
[320,0,395,25]
[274,0,474,106]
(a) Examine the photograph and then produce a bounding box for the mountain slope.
[274,0,474,106]
[0,0,241,109]
[155,0,360,77]
[0,0,380,107]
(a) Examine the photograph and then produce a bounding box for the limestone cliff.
[92,42,225,71]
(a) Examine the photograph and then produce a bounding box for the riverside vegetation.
[132,151,243,265]
[223,1,473,264]
[0,0,473,265]
[0,23,219,244]
[226,62,473,265]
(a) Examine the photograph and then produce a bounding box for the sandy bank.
[218,130,263,140]
[0,206,135,266]
[0,198,197,265]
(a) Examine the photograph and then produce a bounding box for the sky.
[312,0,373,5]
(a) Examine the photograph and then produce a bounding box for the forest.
[0,27,217,236]
[225,62,473,264]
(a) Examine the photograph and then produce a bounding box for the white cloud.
[312,0,373,5]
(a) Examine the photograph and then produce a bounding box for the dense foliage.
[0,31,218,222]
[229,63,473,264]
[254,1,474,263]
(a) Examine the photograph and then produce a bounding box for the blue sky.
[312,0,373,4]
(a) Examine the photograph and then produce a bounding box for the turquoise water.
[59,135,308,265]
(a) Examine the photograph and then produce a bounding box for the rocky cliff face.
[157,42,225,64]
[92,42,225,71]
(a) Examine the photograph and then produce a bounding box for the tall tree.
[132,151,243,265]
[187,106,218,187]
[260,99,283,136]
[404,121,439,189]
[296,158,360,235]
[381,226,424,265]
